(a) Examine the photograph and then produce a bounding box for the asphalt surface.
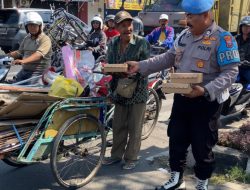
[1,68,249,190]
[0,99,171,190]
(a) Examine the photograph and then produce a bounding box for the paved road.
[0,98,172,190]
[1,68,249,189]
[1,102,248,190]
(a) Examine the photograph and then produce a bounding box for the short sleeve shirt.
[17,33,52,74]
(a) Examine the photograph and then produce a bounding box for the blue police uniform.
[137,0,240,189]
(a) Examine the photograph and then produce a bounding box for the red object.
[42,67,56,85]
[104,29,120,41]
[96,75,113,96]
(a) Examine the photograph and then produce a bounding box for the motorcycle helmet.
[91,16,103,29]
[239,16,250,34]
[132,16,144,36]
[24,12,43,34]
[159,14,169,21]
[105,15,115,24]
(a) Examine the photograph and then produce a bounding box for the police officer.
[236,16,250,87]
[125,0,239,189]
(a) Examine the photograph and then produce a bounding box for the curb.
[146,145,249,173]
[246,158,250,174]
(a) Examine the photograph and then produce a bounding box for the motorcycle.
[150,44,168,57]
[0,55,13,83]
[221,61,250,118]
[150,44,170,79]
[148,71,166,111]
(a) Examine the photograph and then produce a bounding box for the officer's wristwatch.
[203,88,210,100]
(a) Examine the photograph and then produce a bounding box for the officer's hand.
[185,85,205,98]
[13,59,24,65]
[125,61,140,74]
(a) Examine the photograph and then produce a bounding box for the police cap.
[181,0,215,14]
[114,11,133,24]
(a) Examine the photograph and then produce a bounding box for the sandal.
[122,161,137,170]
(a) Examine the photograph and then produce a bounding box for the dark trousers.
[14,69,37,84]
[168,94,222,180]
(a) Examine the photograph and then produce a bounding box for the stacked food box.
[162,73,203,94]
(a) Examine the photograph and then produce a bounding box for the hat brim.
[115,17,133,24]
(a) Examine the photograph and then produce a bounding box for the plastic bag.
[61,45,96,94]
[49,76,83,98]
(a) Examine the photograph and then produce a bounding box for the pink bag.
[62,45,76,79]
[61,45,96,90]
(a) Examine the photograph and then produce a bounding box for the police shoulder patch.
[217,31,240,66]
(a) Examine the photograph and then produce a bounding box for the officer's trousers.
[168,94,222,180]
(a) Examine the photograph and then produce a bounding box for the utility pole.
[1,0,4,8]
[120,0,125,10]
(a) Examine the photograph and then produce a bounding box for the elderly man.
[102,11,150,170]
[126,0,239,189]
[145,13,174,49]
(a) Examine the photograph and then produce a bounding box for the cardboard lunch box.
[162,82,193,94]
[162,73,203,94]
[103,64,128,73]
[169,73,203,84]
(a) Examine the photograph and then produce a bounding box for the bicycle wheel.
[50,114,106,189]
[141,88,160,140]
[2,150,27,167]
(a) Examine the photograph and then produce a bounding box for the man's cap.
[181,0,215,14]
[114,11,133,24]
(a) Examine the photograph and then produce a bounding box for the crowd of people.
[5,8,177,85]
[3,0,250,189]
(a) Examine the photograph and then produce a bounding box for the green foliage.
[211,166,250,185]
[226,166,250,184]
[210,175,227,184]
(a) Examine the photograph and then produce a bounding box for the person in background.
[125,0,239,189]
[87,16,107,60]
[235,16,250,87]
[132,16,144,36]
[8,11,52,84]
[145,14,174,49]
[102,10,150,170]
[104,14,120,43]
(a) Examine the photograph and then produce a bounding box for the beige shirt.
[17,33,52,74]
[139,22,239,101]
